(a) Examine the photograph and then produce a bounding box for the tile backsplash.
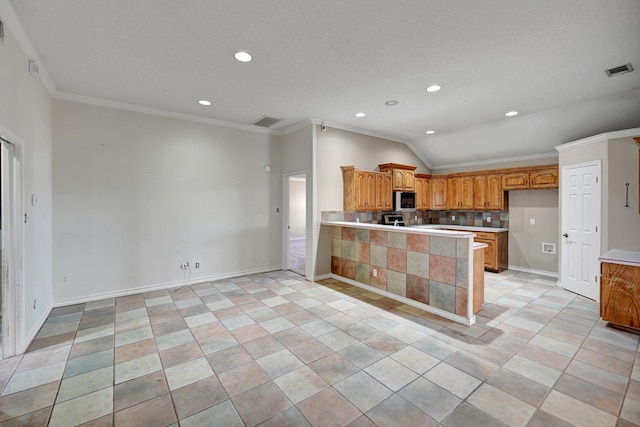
[322,210,509,229]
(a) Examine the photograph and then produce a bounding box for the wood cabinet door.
[382,174,393,210]
[414,178,424,209]
[476,239,497,270]
[460,176,474,209]
[530,168,558,189]
[375,173,393,210]
[392,170,404,191]
[447,177,461,209]
[502,172,529,190]
[423,178,431,210]
[365,172,376,210]
[403,171,415,191]
[354,171,367,210]
[473,175,488,209]
[374,173,385,210]
[486,174,503,209]
[431,177,447,209]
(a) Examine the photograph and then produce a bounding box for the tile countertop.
[411,225,509,233]
[599,249,640,267]
[321,221,475,238]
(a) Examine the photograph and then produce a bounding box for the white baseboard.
[21,302,53,354]
[53,265,283,308]
[331,274,474,326]
[310,273,331,282]
[507,265,558,279]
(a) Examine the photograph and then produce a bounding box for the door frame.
[559,160,602,301]
[1,131,24,358]
[282,170,308,278]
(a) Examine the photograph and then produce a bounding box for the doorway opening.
[1,135,22,358]
[286,173,306,276]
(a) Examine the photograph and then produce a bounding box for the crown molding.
[431,151,558,171]
[309,119,411,145]
[555,127,640,152]
[54,92,279,135]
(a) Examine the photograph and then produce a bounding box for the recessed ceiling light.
[234,51,252,62]
[355,112,366,118]
[426,85,441,92]
[385,100,399,106]
[198,100,212,106]
[505,111,518,117]
[425,130,435,134]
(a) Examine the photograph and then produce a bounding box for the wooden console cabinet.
[600,251,640,329]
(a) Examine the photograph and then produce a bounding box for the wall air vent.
[605,63,633,77]
[251,116,283,128]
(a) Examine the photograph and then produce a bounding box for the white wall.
[508,189,559,273]
[53,100,283,303]
[607,136,640,251]
[0,17,53,347]
[317,126,430,212]
[279,124,313,276]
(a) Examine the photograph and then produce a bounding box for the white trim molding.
[555,127,640,152]
[507,265,558,279]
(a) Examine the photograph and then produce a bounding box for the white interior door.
[560,161,601,301]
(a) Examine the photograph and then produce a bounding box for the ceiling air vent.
[251,116,283,128]
[605,63,633,77]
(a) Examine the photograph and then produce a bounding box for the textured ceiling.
[5,0,640,169]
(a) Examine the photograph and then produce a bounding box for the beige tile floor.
[0,269,639,426]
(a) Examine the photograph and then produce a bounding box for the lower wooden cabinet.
[601,262,640,329]
[474,231,508,272]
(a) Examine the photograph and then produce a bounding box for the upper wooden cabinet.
[378,163,416,191]
[341,166,391,211]
[415,174,431,210]
[502,171,529,190]
[375,173,393,210]
[342,163,557,212]
[474,174,504,210]
[530,167,558,189]
[448,176,474,209]
[431,176,448,210]
[502,165,558,190]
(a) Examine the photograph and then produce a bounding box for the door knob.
[562,233,569,238]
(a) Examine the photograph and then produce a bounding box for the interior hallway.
[0,269,638,426]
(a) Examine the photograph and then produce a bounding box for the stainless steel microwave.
[393,191,416,211]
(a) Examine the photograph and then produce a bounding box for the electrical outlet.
[486,216,491,223]
[33,299,36,309]
[195,262,200,268]
[180,262,189,270]
[530,218,535,225]
[452,215,455,221]
[373,268,378,277]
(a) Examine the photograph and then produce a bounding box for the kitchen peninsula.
[321,219,487,326]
